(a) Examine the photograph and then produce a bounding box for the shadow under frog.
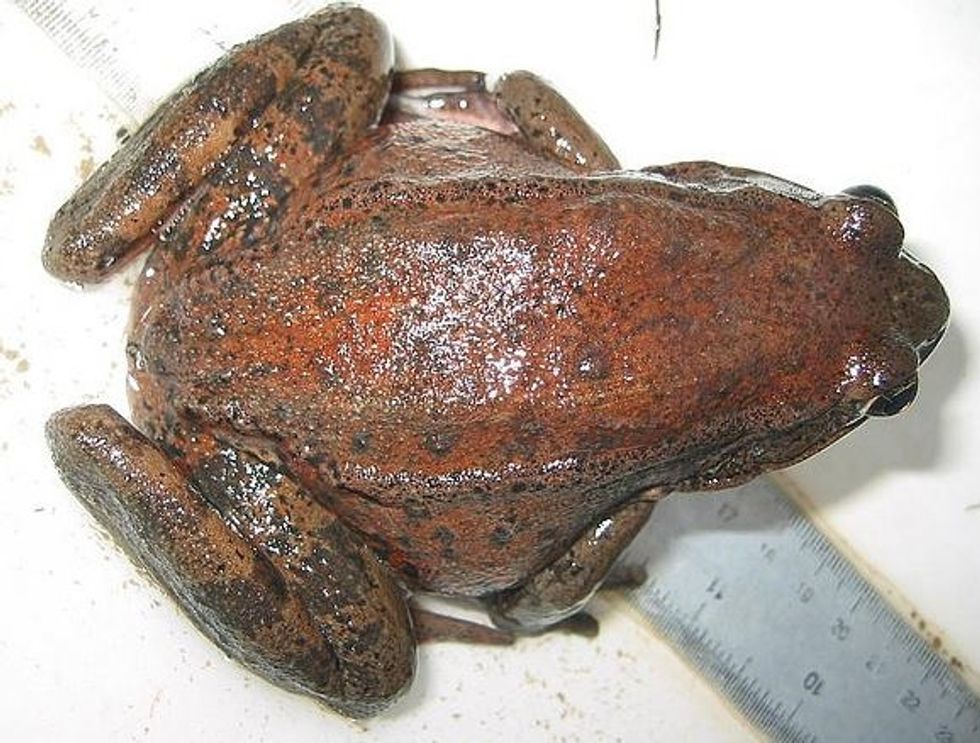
[40,6,949,719]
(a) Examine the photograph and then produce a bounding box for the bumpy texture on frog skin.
[43,4,948,718]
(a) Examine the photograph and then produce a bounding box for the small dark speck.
[351,431,372,453]
[490,524,513,547]
[966,503,980,511]
[423,429,458,457]
[433,526,455,546]
[433,526,456,558]
[115,126,131,144]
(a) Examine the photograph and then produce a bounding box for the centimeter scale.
[14,0,979,738]
[621,478,979,742]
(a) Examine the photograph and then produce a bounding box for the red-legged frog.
[42,4,948,718]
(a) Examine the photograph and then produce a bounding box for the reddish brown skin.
[127,118,947,596]
[42,4,949,716]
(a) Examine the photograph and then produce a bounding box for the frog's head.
[674,182,949,491]
[829,185,948,418]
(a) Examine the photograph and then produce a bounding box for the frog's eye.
[843,184,898,215]
[866,378,918,417]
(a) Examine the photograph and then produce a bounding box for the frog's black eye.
[867,379,918,417]
[843,184,898,215]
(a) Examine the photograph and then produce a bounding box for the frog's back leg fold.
[492,70,621,173]
[487,495,659,631]
[46,405,414,718]
[43,6,393,284]
[386,68,619,173]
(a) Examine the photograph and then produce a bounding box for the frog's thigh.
[487,495,659,631]
[44,5,392,284]
[492,70,621,173]
[46,405,413,719]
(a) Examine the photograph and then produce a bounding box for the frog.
[42,4,948,719]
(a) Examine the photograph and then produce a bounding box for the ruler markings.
[625,479,980,741]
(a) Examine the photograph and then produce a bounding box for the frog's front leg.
[44,5,392,283]
[46,405,414,718]
[487,495,659,632]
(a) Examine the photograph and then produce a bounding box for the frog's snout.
[864,246,948,418]
[892,251,949,363]
[846,247,948,419]
[833,184,949,418]
[839,182,949,363]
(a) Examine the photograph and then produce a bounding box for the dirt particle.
[15,358,28,373]
[31,135,50,156]
[77,156,95,181]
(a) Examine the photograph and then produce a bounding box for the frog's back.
[130,119,912,593]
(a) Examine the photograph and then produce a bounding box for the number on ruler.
[803,670,825,696]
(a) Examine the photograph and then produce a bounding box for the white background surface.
[1,0,977,740]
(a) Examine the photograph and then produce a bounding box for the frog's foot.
[486,495,659,633]
[386,68,619,173]
[46,405,413,719]
[410,604,515,646]
[43,5,393,284]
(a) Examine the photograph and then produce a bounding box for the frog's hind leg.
[46,405,414,718]
[386,68,619,173]
[486,495,659,632]
[492,70,621,172]
[44,5,393,284]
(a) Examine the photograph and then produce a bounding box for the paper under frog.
[42,5,948,718]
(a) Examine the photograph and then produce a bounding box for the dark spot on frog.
[663,237,692,267]
[293,89,346,155]
[433,525,456,558]
[351,431,372,452]
[209,369,234,387]
[422,428,458,456]
[399,561,420,583]
[575,342,610,380]
[490,523,514,548]
[402,498,431,522]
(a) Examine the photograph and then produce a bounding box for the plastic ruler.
[622,478,979,741]
[13,1,979,739]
